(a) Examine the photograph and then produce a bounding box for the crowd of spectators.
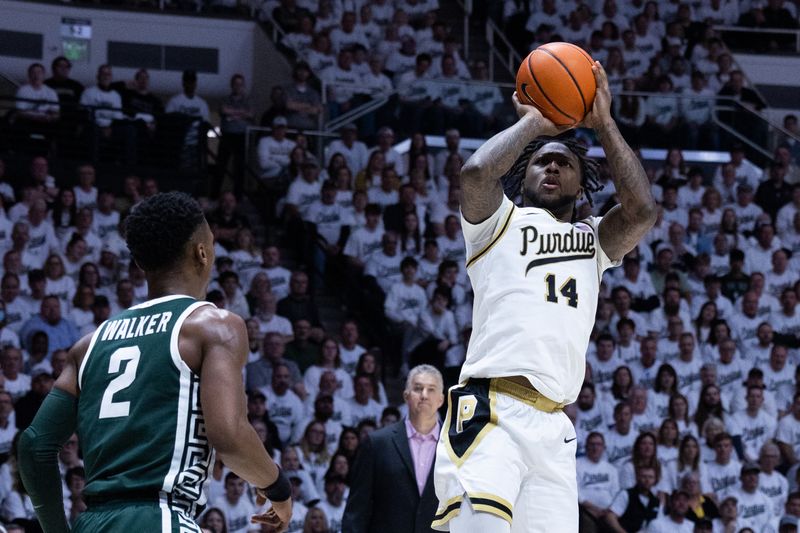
[494,0,783,149]
[2,110,800,532]
[261,0,505,139]
[9,58,214,172]
[33,0,795,153]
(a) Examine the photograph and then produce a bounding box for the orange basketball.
[516,42,597,127]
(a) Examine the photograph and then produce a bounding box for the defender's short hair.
[125,192,205,272]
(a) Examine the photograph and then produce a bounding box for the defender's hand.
[581,61,613,130]
[252,494,292,533]
[512,91,570,137]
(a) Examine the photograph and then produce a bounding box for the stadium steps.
[439,0,515,83]
[240,196,349,342]
[241,200,406,403]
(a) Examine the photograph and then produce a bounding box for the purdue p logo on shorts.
[456,395,477,433]
[444,379,498,466]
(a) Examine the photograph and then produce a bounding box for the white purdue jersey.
[460,195,620,404]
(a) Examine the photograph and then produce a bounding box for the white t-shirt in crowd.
[576,457,619,509]
[165,93,210,120]
[15,84,59,116]
[210,495,259,533]
[80,86,124,127]
[285,178,322,219]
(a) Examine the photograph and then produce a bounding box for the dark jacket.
[342,420,438,533]
[618,487,660,532]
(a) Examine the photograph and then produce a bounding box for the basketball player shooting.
[431,62,656,532]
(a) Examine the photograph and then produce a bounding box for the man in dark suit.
[343,364,445,533]
[383,183,420,234]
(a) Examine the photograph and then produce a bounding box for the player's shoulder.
[185,304,242,325]
[183,305,246,343]
[70,329,99,369]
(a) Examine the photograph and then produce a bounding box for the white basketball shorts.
[432,378,579,532]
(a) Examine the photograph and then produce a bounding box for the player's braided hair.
[125,191,206,272]
[500,134,603,209]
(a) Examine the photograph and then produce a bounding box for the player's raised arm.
[459,93,567,223]
[190,307,292,531]
[584,62,657,261]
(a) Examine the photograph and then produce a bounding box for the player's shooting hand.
[252,492,292,533]
[580,61,613,130]
[512,91,570,137]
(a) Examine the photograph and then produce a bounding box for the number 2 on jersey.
[544,274,578,308]
[98,346,141,419]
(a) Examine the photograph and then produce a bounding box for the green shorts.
[73,500,202,533]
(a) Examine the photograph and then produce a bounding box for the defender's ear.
[196,240,209,266]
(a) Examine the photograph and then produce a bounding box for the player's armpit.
[598,203,656,262]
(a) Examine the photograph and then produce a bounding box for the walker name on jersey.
[100,312,173,342]
[519,224,596,274]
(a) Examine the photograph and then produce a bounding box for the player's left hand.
[252,493,292,533]
[580,61,612,130]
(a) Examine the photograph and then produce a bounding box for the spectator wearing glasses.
[44,56,83,107]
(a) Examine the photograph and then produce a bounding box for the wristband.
[263,468,291,502]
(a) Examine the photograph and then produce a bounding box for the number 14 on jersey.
[544,274,578,308]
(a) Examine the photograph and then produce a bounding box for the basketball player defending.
[19,193,292,533]
[431,63,655,532]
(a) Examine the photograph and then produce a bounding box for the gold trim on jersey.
[442,381,499,467]
[431,495,463,528]
[468,492,514,524]
[492,378,567,412]
[540,206,559,221]
[465,204,516,269]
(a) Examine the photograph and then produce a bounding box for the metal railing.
[611,90,800,164]
[452,0,473,61]
[0,73,19,97]
[258,8,289,44]
[0,95,210,187]
[325,91,397,133]
[485,18,522,81]
[243,125,340,179]
[713,24,800,53]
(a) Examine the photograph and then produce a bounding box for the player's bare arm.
[459,93,567,223]
[185,306,292,531]
[584,62,657,261]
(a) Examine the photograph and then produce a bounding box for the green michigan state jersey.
[77,295,214,515]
